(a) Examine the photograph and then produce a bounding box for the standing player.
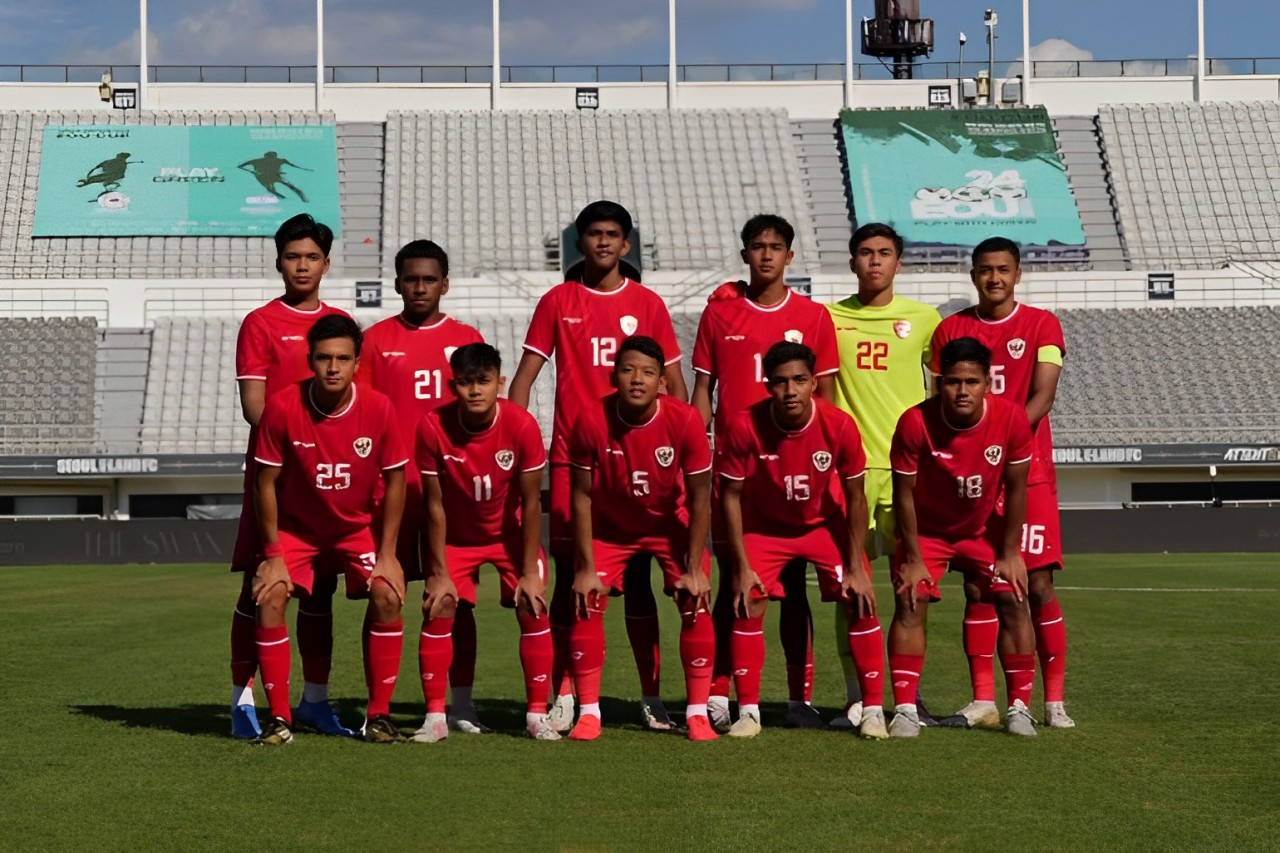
[228,214,351,738]
[719,342,886,739]
[566,336,716,742]
[691,214,839,730]
[360,239,487,734]
[509,201,687,733]
[826,222,941,728]
[250,315,409,745]
[931,237,1073,729]
[414,344,558,741]
[886,337,1038,738]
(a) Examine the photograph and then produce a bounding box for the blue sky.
[1,1,1275,68]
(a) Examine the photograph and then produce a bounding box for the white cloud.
[1008,37,1093,78]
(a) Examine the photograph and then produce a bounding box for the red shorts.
[549,463,571,552]
[277,527,378,599]
[892,532,1006,603]
[1000,482,1064,572]
[447,538,548,607]
[742,524,872,603]
[590,533,711,596]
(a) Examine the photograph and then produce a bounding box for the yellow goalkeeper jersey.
[828,294,941,469]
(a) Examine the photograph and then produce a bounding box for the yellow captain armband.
[1037,345,1064,366]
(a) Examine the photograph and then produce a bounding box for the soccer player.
[827,222,941,728]
[250,315,409,745]
[509,200,687,733]
[565,336,716,742]
[691,214,839,730]
[719,341,886,739]
[930,237,1073,729]
[228,214,352,738]
[413,343,559,741]
[886,336,1038,738]
[360,239,487,734]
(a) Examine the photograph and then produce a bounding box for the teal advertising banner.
[840,108,1085,250]
[33,125,341,237]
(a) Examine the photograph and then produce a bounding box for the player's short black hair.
[938,336,992,375]
[849,222,903,258]
[762,341,815,378]
[971,236,1021,267]
[395,239,449,278]
[449,342,501,382]
[616,335,665,369]
[275,213,334,257]
[575,200,633,240]
[741,214,795,249]
[307,314,362,357]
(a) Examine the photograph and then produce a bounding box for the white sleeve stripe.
[383,459,409,470]
[692,366,712,375]
[664,355,683,365]
[891,468,917,476]
[419,468,439,476]
[522,343,551,360]
[844,471,867,480]
[1009,455,1033,465]
[570,462,593,471]
[815,368,839,377]
[685,464,713,476]
[253,456,283,467]
[719,473,746,481]
[236,374,267,381]
[521,462,548,472]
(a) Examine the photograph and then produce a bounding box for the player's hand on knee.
[732,568,767,618]
[672,570,711,616]
[514,574,549,617]
[995,554,1028,602]
[369,555,406,606]
[892,559,929,612]
[252,556,293,606]
[572,571,608,619]
[422,574,458,618]
[841,569,877,619]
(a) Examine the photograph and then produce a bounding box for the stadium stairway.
[790,119,853,273]
[1053,116,1129,271]
[94,328,150,454]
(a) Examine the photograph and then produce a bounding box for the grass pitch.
[2,554,1278,851]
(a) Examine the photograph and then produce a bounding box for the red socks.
[231,605,258,687]
[296,606,333,686]
[679,610,715,708]
[364,618,403,718]
[730,614,766,706]
[568,609,607,706]
[255,624,292,723]
[625,610,662,697]
[417,616,453,714]
[1001,651,1036,708]
[846,615,885,707]
[889,653,925,708]
[449,604,478,692]
[963,601,999,703]
[517,612,554,713]
[1033,598,1068,703]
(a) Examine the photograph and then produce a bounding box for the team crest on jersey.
[784,329,804,344]
[444,346,459,361]
[812,451,832,472]
[984,445,1003,465]
[1007,338,1027,360]
[354,437,373,458]
[655,446,675,468]
[495,449,515,471]
[620,315,639,336]
[893,320,912,339]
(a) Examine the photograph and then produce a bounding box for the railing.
[0,291,109,324]
[3,58,1279,86]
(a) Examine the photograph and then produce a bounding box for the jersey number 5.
[856,341,888,371]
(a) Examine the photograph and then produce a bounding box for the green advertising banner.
[840,107,1085,250]
[34,125,341,237]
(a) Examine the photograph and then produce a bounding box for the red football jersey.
[692,285,840,437]
[568,395,711,541]
[255,382,408,539]
[235,298,351,403]
[523,279,682,464]
[719,397,867,536]
[890,395,1034,541]
[415,398,547,548]
[931,303,1065,485]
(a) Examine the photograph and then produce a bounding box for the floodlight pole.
[1195,0,1205,101]
[315,0,324,113]
[139,0,148,110]
[492,0,501,110]
[668,0,677,109]
[1022,0,1032,105]
[844,0,854,109]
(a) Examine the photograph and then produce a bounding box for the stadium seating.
[1054,306,1280,444]
[0,317,97,453]
[1098,102,1280,269]
[140,316,247,454]
[382,109,820,277]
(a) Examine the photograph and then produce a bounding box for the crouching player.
[886,337,1038,738]
[719,341,887,739]
[413,343,559,742]
[566,336,717,742]
[250,315,409,745]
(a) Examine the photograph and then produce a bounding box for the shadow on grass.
[71,703,232,737]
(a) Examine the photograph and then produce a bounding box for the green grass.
[2,554,1279,851]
